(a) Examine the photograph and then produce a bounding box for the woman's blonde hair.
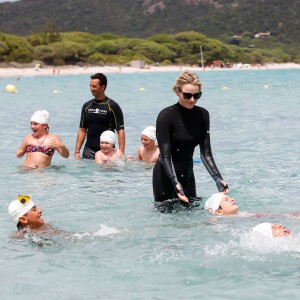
[172,71,202,93]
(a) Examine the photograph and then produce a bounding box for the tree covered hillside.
[0,0,299,46]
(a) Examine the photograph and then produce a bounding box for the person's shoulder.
[116,149,124,156]
[24,133,32,139]
[107,97,122,108]
[158,104,176,115]
[195,105,208,114]
[82,99,94,107]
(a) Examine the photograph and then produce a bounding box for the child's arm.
[117,149,124,158]
[16,135,29,158]
[49,135,69,158]
[136,147,143,161]
[95,151,104,164]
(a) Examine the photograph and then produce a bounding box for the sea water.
[0,69,299,300]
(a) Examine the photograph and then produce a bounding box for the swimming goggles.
[18,195,31,204]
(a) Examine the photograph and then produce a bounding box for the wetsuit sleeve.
[199,110,225,191]
[156,110,182,192]
[79,104,87,128]
[110,101,124,131]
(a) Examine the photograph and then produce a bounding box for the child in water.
[95,130,123,164]
[204,192,239,216]
[252,222,291,238]
[137,126,159,164]
[7,195,58,240]
[16,110,69,168]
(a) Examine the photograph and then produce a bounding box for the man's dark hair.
[91,73,107,88]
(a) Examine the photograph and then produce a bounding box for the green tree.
[132,41,176,62]
[44,22,62,44]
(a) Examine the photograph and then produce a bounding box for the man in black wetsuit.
[153,71,228,206]
[75,73,125,159]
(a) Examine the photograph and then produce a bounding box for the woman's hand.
[176,183,189,203]
[216,178,229,193]
[220,180,229,193]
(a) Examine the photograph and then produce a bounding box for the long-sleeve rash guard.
[79,97,124,150]
[153,102,224,202]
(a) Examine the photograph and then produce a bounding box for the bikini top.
[26,145,55,156]
[103,148,120,162]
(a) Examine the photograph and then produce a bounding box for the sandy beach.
[0,63,299,78]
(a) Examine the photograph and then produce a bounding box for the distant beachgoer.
[75,73,125,159]
[252,223,291,238]
[153,71,228,205]
[204,192,238,215]
[137,126,159,164]
[95,130,123,164]
[16,110,69,168]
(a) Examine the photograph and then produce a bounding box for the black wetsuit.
[153,102,224,203]
[79,97,124,158]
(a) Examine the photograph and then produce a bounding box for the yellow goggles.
[18,195,31,204]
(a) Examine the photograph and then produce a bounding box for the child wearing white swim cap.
[8,195,45,231]
[253,222,291,238]
[16,110,70,168]
[137,126,160,164]
[95,130,124,164]
[204,192,238,215]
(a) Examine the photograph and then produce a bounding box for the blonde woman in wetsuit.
[16,110,69,168]
[95,130,123,164]
[153,71,228,207]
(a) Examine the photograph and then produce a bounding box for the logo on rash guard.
[88,108,107,114]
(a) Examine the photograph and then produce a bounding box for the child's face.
[30,122,48,136]
[100,141,114,153]
[219,195,239,215]
[21,205,45,229]
[272,224,291,237]
[141,135,154,147]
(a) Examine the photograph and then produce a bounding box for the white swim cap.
[204,193,224,214]
[100,130,116,144]
[30,110,49,124]
[252,223,273,238]
[8,196,35,225]
[142,126,156,141]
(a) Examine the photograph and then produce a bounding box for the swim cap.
[252,223,273,238]
[100,130,116,144]
[142,126,156,141]
[30,110,49,124]
[8,197,35,225]
[204,193,224,214]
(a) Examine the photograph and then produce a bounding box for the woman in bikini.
[16,110,69,168]
[95,130,123,164]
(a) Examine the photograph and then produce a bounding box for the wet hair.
[17,221,23,231]
[91,73,107,89]
[172,71,202,93]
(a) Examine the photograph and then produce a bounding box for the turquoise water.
[0,69,300,299]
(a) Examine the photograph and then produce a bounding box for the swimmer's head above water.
[100,130,116,145]
[252,223,291,238]
[141,126,156,142]
[8,195,45,230]
[205,192,238,215]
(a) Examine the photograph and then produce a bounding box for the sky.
[0,0,19,2]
